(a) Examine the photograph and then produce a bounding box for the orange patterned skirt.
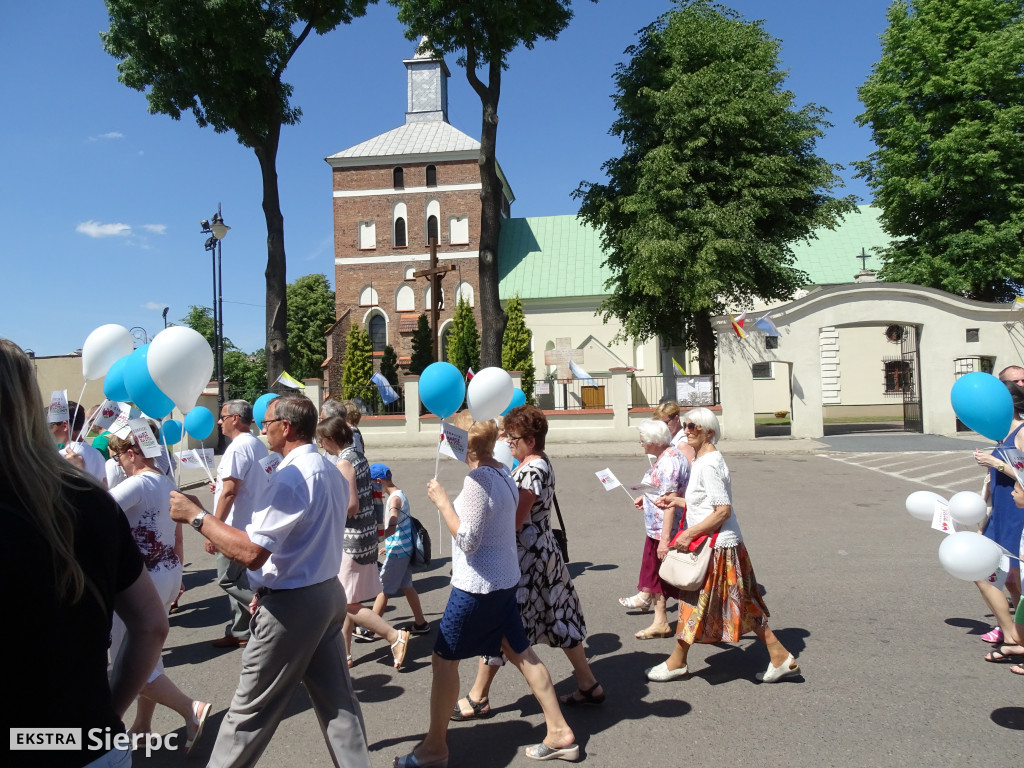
[676,543,770,645]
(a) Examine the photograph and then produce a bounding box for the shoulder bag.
[659,530,719,591]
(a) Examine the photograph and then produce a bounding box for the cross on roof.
[544,337,584,381]
[857,247,871,271]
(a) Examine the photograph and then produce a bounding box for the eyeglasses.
[218,413,237,422]
[506,434,523,445]
[263,418,286,426]
[683,422,702,432]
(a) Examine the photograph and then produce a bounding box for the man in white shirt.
[208,399,269,649]
[170,395,371,768]
[51,400,107,485]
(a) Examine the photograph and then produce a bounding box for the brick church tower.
[323,39,514,395]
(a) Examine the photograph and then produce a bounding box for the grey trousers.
[207,578,371,768]
[216,552,254,639]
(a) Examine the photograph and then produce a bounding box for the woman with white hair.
[619,418,689,640]
[645,407,800,683]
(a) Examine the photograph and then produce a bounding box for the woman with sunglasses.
[645,407,800,683]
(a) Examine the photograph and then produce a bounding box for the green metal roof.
[497,205,891,301]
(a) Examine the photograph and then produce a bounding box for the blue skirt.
[434,586,529,661]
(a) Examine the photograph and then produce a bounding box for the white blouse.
[450,465,522,594]
[684,451,743,548]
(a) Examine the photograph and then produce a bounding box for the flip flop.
[394,750,448,768]
[558,681,605,706]
[450,694,491,721]
[985,649,1024,663]
[524,742,580,762]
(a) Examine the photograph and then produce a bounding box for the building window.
[359,286,379,307]
[752,362,773,379]
[404,265,416,280]
[368,313,387,352]
[449,215,469,245]
[454,281,474,307]
[966,328,980,343]
[393,167,404,188]
[396,284,415,311]
[358,221,376,250]
[426,165,437,187]
[440,323,453,361]
[425,286,445,310]
[427,215,439,245]
[765,336,779,350]
[884,360,912,394]
[394,218,407,247]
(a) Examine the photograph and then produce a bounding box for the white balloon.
[947,491,988,527]
[81,324,134,380]
[147,326,214,413]
[466,367,513,422]
[493,440,514,471]
[938,531,1002,582]
[905,490,947,521]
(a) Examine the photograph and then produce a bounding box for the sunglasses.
[683,422,702,431]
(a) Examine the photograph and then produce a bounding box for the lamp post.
[201,205,230,451]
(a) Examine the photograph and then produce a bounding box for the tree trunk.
[694,309,716,376]
[474,66,508,368]
[255,129,290,390]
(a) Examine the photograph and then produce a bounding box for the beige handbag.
[659,531,719,591]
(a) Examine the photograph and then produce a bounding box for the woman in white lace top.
[644,407,802,685]
[395,413,579,767]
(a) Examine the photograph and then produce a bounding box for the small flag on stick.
[595,468,638,502]
[370,372,399,405]
[730,313,747,339]
[753,313,782,337]
[672,357,686,376]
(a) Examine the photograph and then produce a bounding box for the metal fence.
[527,377,611,411]
[631,374,719,408]
[335,383,406,416]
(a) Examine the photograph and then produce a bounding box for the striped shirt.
[384,489,413,558]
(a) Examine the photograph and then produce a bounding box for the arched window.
[393,201,408,248]
[404,265,416,280]
[396,284,415,311]
[426,165,437,187]
[359,286,379,306]
[427,215,439,245]
[425,285,445,310]
[440,321,453,361]
[393,167,404,188]
[454,281,474,307]
[425,199,440,245]
[368,313,387,352]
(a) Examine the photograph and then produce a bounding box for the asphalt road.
[131,449,1021,768]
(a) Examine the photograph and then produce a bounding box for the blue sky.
[1,0,893,357]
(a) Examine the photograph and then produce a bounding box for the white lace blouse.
[684,451,743,548]
[450,465,522,594]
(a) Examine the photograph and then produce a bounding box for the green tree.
[380,344,399,386]
[340,323,378,409]
[286,273,336,381]
[390,0,589,367]
[178,305,235,351]
[223,348,268,405]
[501,295,535,402]
[445,297,480,377]
[575,1,855,373]
[854,0,1024,302]
[102,0,373,387]
[408,313,435,375]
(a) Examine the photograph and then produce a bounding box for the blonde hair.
[449,410,497,461]
[652,401,680,421]
[0,338,90,602]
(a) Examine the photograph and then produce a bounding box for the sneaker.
[352,627,377,643]
[408,621,431,635]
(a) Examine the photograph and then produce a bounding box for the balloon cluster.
[903,372,1014,583]
[83,324,216,440]
[419,363,527,424]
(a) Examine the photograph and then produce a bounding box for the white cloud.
[76,220,131,238]
[142,301,168,311]
[143,224,167,235]
[88,131,124,142]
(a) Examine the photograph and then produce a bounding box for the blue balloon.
[123,345,174,419]
[184,407,215,441]
[253,393,279,430]
[160,419,184,446]
[103,354,131,402]
[501,388,527,416]
[419,362,466,419]
[950,372,1014,441]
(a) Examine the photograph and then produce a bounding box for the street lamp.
[201,204,230,451]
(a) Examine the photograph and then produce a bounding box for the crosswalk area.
[817,450,987,495]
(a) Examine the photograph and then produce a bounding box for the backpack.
[410,516,431,567]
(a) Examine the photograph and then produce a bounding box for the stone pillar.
[404,376,420,437]
[303,378,323,410]
[509,370,523,390]
[609,367,630,430]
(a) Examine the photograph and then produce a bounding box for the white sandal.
[618,594,652,612]
[184,700,211,756]
[391,629,410,670]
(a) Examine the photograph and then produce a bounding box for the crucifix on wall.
[544,337,584,381]
[410,238,456,361]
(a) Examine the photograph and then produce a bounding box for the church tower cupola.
[404,36,450,124]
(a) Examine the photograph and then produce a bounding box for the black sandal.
[450,694,491,721]
[558,681,606,707]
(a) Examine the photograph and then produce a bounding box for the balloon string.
[69,381,88,445]
[197,439,215,484]
[434,421,443,480]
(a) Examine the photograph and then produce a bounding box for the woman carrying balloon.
[397,412,578,766]
[972,378,1024,654]
[645,407,800,684]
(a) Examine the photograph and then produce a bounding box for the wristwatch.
[191,510,209,531]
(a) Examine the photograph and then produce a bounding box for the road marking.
[818,452,985,494]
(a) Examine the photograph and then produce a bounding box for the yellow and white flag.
[672,357,686,376]
[275,371,304,390]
